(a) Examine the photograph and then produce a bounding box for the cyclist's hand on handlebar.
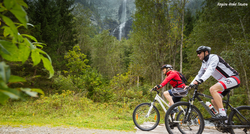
[184,86,189,90]
[155,85,162,89]
[187,84,196,89]
[151,87,157,92]
[151,85,161,92]
[190,84,195,87]
[193,81,198,85]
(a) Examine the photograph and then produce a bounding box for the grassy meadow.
[0,90,167,131]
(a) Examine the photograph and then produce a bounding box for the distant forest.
[0,0,249,107]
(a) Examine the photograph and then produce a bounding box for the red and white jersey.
[192,54,238,83]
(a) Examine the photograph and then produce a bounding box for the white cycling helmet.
[196,46,211,53]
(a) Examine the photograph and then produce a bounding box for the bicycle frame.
[145,91,169,119]
[153,93,170,113]
[189,89,216,117]
[148,90,185,122]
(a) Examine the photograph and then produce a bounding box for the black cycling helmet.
[196,46,211,53]
[161,64,173,70]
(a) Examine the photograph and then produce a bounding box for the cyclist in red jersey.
[155,64,187,114]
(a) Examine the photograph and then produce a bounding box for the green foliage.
[53,74,79,93]
[26,0,77,71]
[0,90,136,131]
[34,90,93,112]
[64,45,90,75]
[91,30,126,79]
[130,0,186,85]
[79,68,110,101]
[53,45,111,102]
[0,0,54,104]
[109,71,150,102]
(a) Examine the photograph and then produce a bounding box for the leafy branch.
[0,0,54,104]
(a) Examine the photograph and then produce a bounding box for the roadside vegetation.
[0,90,145,131]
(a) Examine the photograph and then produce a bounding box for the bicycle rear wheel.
[132,103,160,131]
[228,106,250,134]
[165,102,204,134]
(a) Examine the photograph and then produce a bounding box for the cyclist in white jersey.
[188,46,240,120]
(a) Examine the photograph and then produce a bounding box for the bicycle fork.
[146,102,155,118]
[184,100,194,130]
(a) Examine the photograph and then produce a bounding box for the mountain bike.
[164,85,250,134]
[132,87,184,131]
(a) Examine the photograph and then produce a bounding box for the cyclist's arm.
[159,72,176,88]
[199,55,219,82]
[191,66,205,84]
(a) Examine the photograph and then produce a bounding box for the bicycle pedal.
[170,122,178,129]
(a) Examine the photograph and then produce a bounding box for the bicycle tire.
[132,103,160,131]
[228,105,250,134]
[165,101,205,134]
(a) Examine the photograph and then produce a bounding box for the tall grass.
[0,90,144,131]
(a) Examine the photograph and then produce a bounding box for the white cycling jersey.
[192,54,238,83]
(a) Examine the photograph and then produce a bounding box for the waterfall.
[119,0,127,40]
[119,22,126,41]
[110,0,127,40]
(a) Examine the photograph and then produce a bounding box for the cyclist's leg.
[211,99,218,112]
[211,90,229,112]
[164,90,174,106]
[209,83,224,110]
[210,83,228,120]
[210,77,240,119]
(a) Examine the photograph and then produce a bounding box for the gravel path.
[0,126,136,134]
[1,125,247,134]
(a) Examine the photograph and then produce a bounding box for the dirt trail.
[0,126,135,134]
[0,125,247,134]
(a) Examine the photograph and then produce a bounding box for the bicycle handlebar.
[186,84,198,91]
[150,87,159,94]
[151,85,195,94]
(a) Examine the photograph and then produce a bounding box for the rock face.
[76,0,136,40]
[76,0,203,40]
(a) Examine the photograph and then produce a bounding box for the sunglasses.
[197,51,202,54]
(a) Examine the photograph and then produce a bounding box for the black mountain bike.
[164,85,250,134]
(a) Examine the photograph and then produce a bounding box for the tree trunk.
[137,76,139,87]
[180,0,185,73]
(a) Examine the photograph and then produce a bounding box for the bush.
[53,74,79,94]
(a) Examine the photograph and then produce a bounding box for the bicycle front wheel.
[165,102,204,134]
[132,103,160,131]
[228,105,250,134]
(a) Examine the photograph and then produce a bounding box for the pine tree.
[25,0,77,70]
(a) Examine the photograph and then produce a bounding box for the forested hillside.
[0,0,249,124]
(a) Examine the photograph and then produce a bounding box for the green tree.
[0,0,54,104]
[91,30,126,79]
[72,3,96,61]
[25,0,77,71]
[130,0,187,86]
[64,45,90,75]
